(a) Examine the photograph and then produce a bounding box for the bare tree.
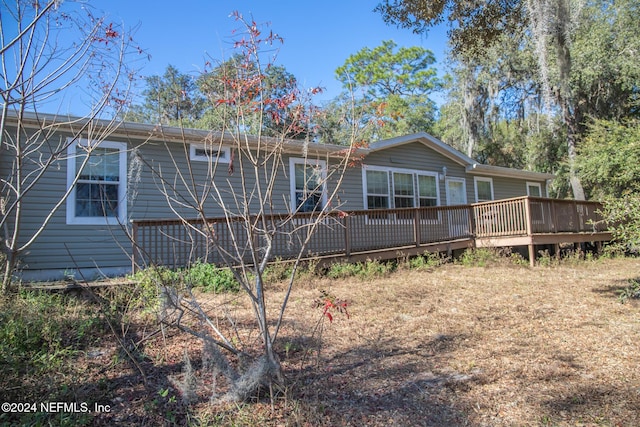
[0,0,142,292]
[133,13,365,402]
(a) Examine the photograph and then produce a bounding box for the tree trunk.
[554,0,586,201]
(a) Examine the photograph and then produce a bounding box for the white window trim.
[392,171,415,208]
[526,181,543,197]
[416,173,440,208]
[526,182,545,224]
[362,165,441,223]
[362,165,390,211]
[289,157,327,213]
[474,176,494,202]
[66,139,128,225]
[363,165,441,209]
[189,143,231,163]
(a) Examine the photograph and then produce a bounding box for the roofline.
[5,110,356,157]
[6,112,556,180]
[466,163,555,181]
[368,132,477,166]
[368,132,555,181]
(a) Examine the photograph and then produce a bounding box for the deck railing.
[131,196,607,270]
[473,197,607,238]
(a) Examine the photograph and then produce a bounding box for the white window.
[365,169,390,209]
[393,172,414,208]
[290,158,327,213]
[363,166,440,211]
[418,174,438,207]
[67,139,127,225]
[526,182,542,197]
[189,143,231,163]
[474,177,494,202]
[527,182,544,223]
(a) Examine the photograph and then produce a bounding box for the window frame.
[363,167,391,211]
[474,176,494,202]
[189,143,231,163]
[66,139,128,225]
[526,182,545,224]
[289,157,327,213]
[526,182,543,197]
[362,165,441,223]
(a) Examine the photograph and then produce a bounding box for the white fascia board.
[466,163,555,181]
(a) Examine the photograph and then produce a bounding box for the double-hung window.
[365,170,390,209]
[290,158,327,213]
[393,172,414,208]
[418,174,438,207]
[67,139,127,225]
[363,166,440,220]
[474,177,494,202]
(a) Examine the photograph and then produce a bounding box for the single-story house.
[2,112,555,281]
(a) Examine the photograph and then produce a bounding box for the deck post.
[525,197,536,266]
[414,208,421,247]
[343,215,351,257]
[131,221,139,273]
[528,243,536,267]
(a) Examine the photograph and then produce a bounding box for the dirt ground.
[6,256,640,426]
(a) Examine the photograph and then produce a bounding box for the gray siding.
[1,130,338,275]
[1,129,549,278]
[355,141,465,207]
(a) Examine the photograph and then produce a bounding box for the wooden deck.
[131,196,611,269]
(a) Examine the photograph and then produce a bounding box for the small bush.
[183,261,239,293]
[263,258,294,283]
[328,262,362,279]
[126,266,179,312]
[404,252,447,270]
[361,259,395,278]
[327,259,394,280]
[619,279,640,304]
[130,263,240,297]
[457,248,502,267]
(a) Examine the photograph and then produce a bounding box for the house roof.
[8,110,356,158]
[9,111,554,181]
[370,132,555,181]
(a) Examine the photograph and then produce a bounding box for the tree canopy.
[378,0,640,199]
[329,39,440,142]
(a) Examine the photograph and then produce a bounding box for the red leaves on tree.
[94,22,119,45]
[315,290,350,323]
[105,23,118,39]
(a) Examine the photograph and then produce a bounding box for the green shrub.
[619,279,640,304]
[183,261,239,293]
[327,259,394,280]
[327,261,362,279]
[405,252,446,270]
[126,266,179,312]
[263,258,294,283]
[457,248,501,267]
[361,259,394,278]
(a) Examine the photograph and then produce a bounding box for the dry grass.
[4,256,639,426]
[252,257,639,426]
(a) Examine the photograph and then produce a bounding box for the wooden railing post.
[414,208,421,247]
[469,205,476,237]
[343,214,351,257]
[524,197,536,267]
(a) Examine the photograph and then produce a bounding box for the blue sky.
[91,0,450,105]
